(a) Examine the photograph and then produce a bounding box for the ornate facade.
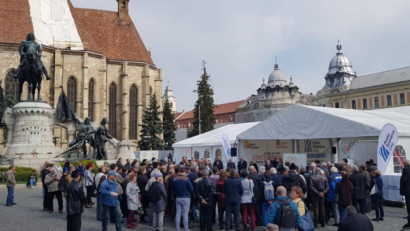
[0,0,162,149]
[163,84,177,113]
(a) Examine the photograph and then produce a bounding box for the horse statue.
[15,33,51,101]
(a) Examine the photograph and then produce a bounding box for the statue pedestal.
[4,102,62,159]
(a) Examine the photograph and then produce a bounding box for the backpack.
[317,177,325,192]
[263,181,275,201]
[149,181,162,203]
[275,198,296,228]
[58,175,67,192]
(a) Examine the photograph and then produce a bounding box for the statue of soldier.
[69,117,94,159]
[14,33,51,80]
[88,118,113,160]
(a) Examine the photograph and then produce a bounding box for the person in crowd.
[209,166,220,224]
[320,162,329,177]
[310,168,329,228]
[63,161,70,173]
[334,171,353,220]
[261,172,275,227]
[124,159,131,169]
[77,162,85,185]
[248,166,263,227]
[137,166,150,223]
[213,156,224,170]
[152,173,167,231]
[116,158,123,169]
[265,160,273,171]
[370,170,384,221]
[44,167,63,213]
[188,165,200,224]
[100,170,123,231]
[250,160,259,173]
[216,169,228,230]
[84,163,95,206]
[259,166,266,178]
[268,186,301,230]
[240,170,256,231]
[223,169,243,231]
[6,165,16,207]
[328,166,342,226]
[196,169,216,231]
[95,166,107,220]
[210,166,220,182]
[203,159,213,171]
[349,165,367,214]
[66,170,87,231]
[269,168,282,194]
[337,205,373,231]
[126,173,140,229]
[151,161,161,178]
[238,157,247,174]
[291,186,306,219]
[264,223,279,231]
[54,162,63,174]
[27,170,37,188]
[282,163,307,198]
[227,158,236,170]
[160,165,167,177]
[173,167,194,231]
[42,164,51,208]
[359,165,372,213]
[271,157,279,168]
[401,160,410,229]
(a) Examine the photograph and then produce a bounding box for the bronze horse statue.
[17,50,43,101]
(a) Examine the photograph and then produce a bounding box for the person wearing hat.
[66,170,87,231]
[151,173,167,231]
[282,163,307,198]
[100,170,124,231]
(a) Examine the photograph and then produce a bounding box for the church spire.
[117,0,130,21]
[336,40,342,54]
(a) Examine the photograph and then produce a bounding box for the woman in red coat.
[216,169,228,230]
[335,171,354,221]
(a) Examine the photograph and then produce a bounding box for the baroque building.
[236,61,316,123]
[0,0,162,149]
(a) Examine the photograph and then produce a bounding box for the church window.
[88,79,94,119]
[5,69,19,101]
[67,77,77,113]
[170,102,173,108]
[363,99,367,109]
[335,102,340,108]
[109,83,117,138]
[122,1,126,7]
[351,100,356,109]
[374,97,380,108]
[400,93,405,104]
[387,95,392,106]
[129,85,138,140]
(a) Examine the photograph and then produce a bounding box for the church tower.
[117,0,130,21]
[163,83,177,113]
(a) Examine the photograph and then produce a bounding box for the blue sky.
[72,0,410,111]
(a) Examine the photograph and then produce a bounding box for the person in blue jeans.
[27,170,37,188]
[172,167,194,231]
[100,170,123,231]
[261,172,275,227]
[6,165,16,206]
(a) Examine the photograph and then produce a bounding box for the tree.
[138,93,164,150]
[163,98,176,150]
[189,61,216,137]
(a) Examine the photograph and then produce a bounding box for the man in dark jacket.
[213,156,224,170]
[42,164,51,211]
[349,165,367,215]
[337,205,373,231]
[188,165,200,223]
[310,168,329,228]
[282,163,307,197]
[238,157,247,174]
[359,165,372,213]
[137,166,150,223]
[401,160,410,229]
[66,170,87,231]
[248,166,263,226]
[227,158,236,170]
[223,169,243,231]
[195,169,216,231]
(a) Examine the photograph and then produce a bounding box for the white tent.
[173,122,259,164]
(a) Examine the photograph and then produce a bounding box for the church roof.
[0,0,34,44]
[350,66,410,90]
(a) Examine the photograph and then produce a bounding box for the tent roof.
[173,122,259,148]
[237,105,410,140]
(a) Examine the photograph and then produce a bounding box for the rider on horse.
[14,33,51,80]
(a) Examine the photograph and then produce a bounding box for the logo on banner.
[377,123,399,175]
[244,140,259,149]
[221,133,231,159]
[304,140,312,152]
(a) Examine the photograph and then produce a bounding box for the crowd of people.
[6,155,410,231]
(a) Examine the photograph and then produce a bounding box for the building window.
[194,150,200,160]
[5,70,19,101]
[109,83,117,138]
[205,149,210,159]
[88,79,94,119]
[67,77,77,113]
[335,102,340,108]
[400,93,405,104]
[129,85,138,140]
[215,148,221,159]
[374,97,379,108]
[352,100,356,109]
[387,95,392,106]
[363,99,367,109]
[394,145,406,173]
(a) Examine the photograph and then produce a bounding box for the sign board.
[283,153,307,168]
[221,133,231,160]
[383,174,402,202]
[240,140,293,165]
[140,150,159,162]
[347,158,355,165]
[298,139,331,162]
[377,124,399,175]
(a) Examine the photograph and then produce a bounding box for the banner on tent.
[283,153,307,168]
[240,140,293,164]
[377,124,399,175]
[298,140,331,162]
[221,133,231,160]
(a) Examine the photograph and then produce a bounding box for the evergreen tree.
[162,99,176,150]
[138,93,164,150]
[190,61,216,137]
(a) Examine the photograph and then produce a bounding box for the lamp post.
[193,88,201,135]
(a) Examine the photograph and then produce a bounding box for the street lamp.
[193,89,201,135]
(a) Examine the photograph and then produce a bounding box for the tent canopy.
[237,105,410,140]
[173,122,259,148]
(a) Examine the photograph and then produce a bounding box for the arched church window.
[129,85,138,139]
[122,1,126,7]
[109,83,117,138]
[88,79,94,119]
[5,69,19,101]
[170,102,173,108]
[67,77,77,113]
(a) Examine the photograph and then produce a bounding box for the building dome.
[288,76,295,87]
[327,43,355,76]
[268,63,287,87]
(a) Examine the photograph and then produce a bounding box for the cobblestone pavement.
[0,187,407,231]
